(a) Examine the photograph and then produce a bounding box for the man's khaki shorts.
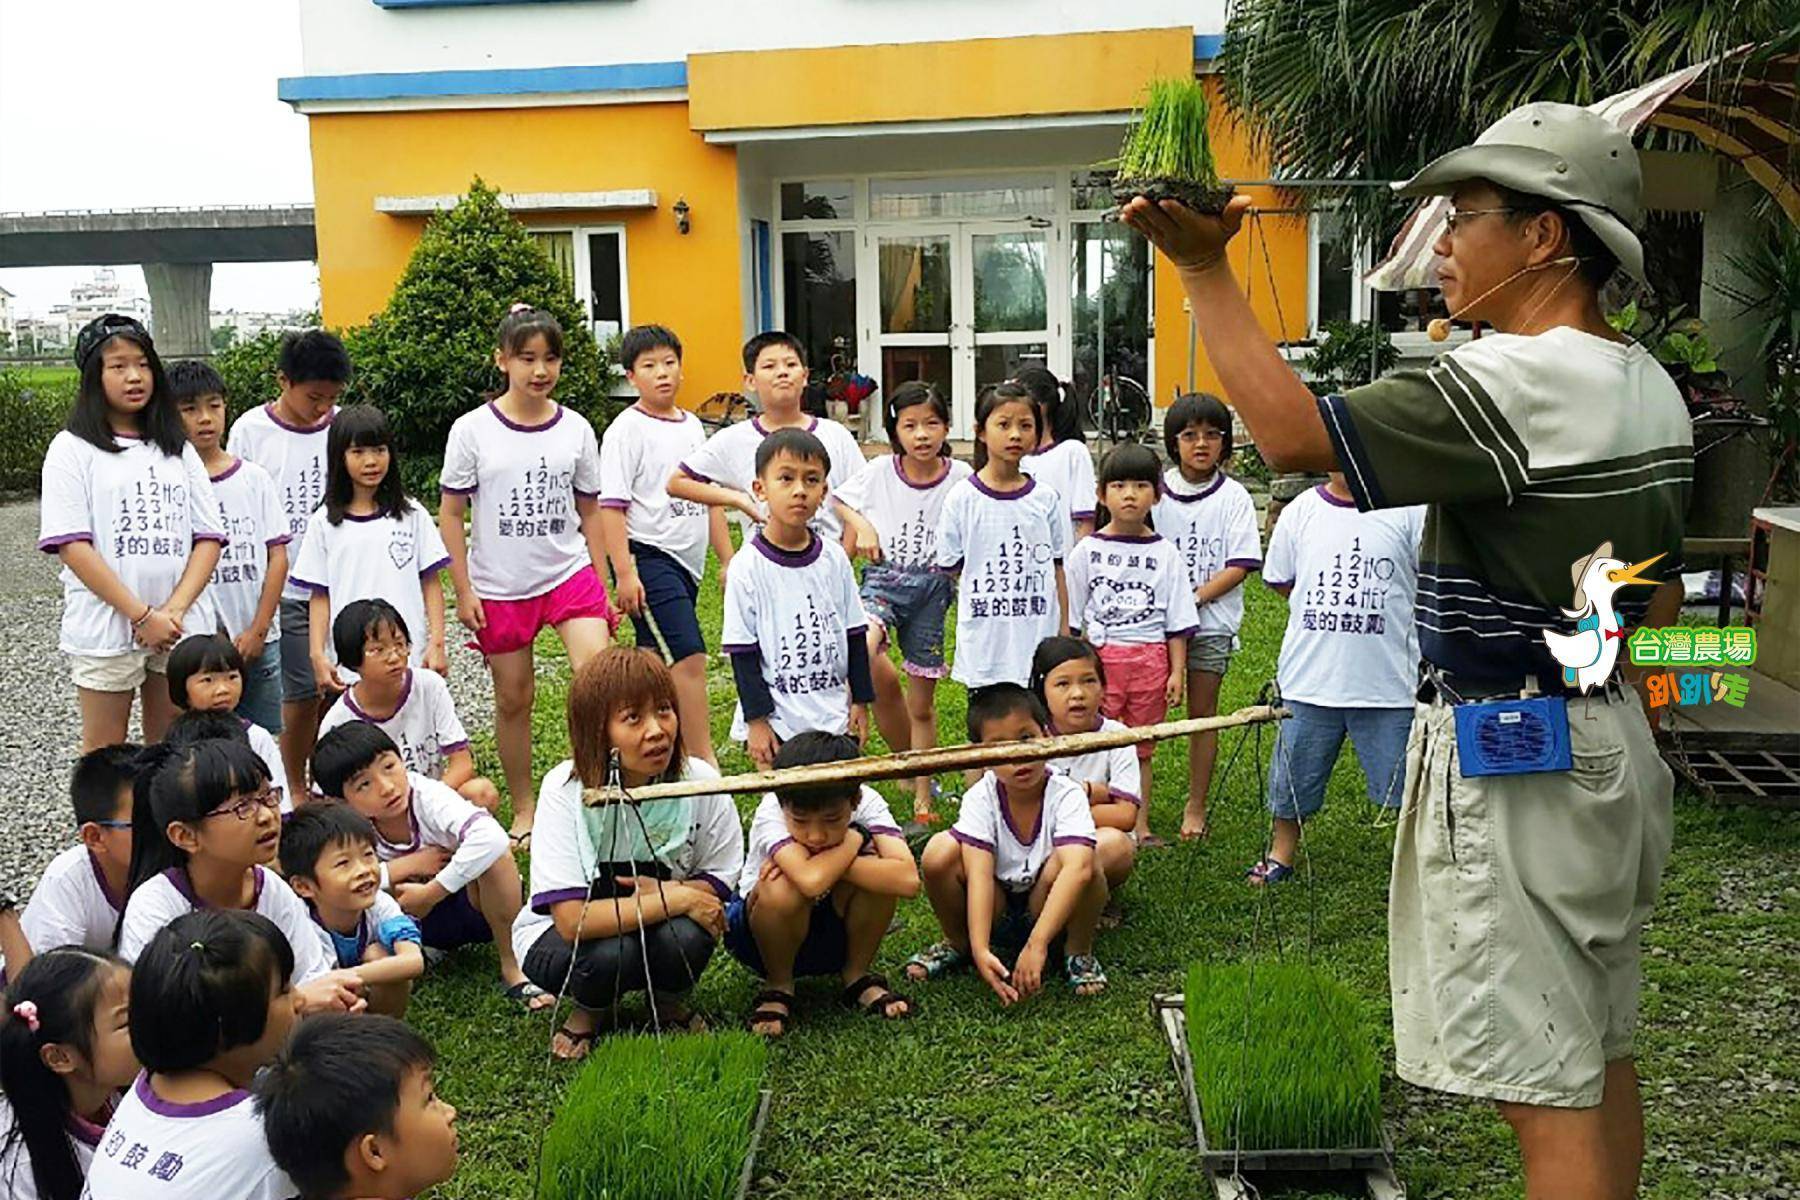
[68,646,170,692]
[1388,691,1673,1109]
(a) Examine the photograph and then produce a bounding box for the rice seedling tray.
[1153,993,1406,1199]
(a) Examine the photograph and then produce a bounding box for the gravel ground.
[0,497,495,899]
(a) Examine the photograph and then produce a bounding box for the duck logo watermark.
[1541,541,1664,693]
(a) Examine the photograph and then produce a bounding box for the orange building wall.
[305,101,744,398]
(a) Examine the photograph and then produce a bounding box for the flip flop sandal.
[503,980,554,1012]
[1245,857,1294,886]
[904,940,970,981]
[841,972,914,1020]
[1097,898,1126,930]
[747,989,795,1038]
[1066,953,1108,995]
[1138,832,1172,850]
[651,1001,709,1035]
[551,1023,595,1061]
[508,830,533,852]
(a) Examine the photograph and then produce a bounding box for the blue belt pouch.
[1452,695,1573,777]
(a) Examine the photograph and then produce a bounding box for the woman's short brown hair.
[567,648,687,787]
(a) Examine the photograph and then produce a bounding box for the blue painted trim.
[1193,34,1225,60]
[277,60,686,103]
[753,220,772,330]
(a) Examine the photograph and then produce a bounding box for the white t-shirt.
[1153,469,1263,639]
[38,433,226,657]
[677,415,864,540]
[1065,532,1202,647]
[80,1074,296,1200]
[306,888,418,968]
[936,476,1072,688]
[596,403,710,581]
[1023,438,1097,524]
[510,758,746,967]
[736,786,903,896]
[226,404,334,603]
[19,844,123,958]
[1263,485,1425,707]
[316,669,468,781]
[241,720,290,815]
[832,455,973,571]
[1047,716,1143,806]
[201,459,286,643]
[368,773,507,897]
[0,1092,104,1200]
[439,401,603,601]
[949,773,1096,893]
[288,503,449,669]
[116,867,334,984]
[720,533,867,741]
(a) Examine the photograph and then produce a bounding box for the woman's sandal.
[503,980,555,1012]
[1066,953,1108,996]
[1245,857,1294,886]
[651,999,709,1035]
[747,989,795,1038]
[842,973,914,1020]
[551,1023,595,1062]
[904,940,970,982]
[508,830,533,853]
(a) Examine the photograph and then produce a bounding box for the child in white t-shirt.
[440,306,617,843]
[1154,394,1263,843]
[225,329,350,799]
[1030,637,1137,903]
[0,946,136,1200]
[1065,444,1202,839]
[279,804,424,1019]
[908,685,1107,1002]
[1016,366,1097,541]
[1253,473,1424,884]
[39,315,226,751]
[832,381,971,825]
[598,325,730,767]
[291,406,450,711]
[315,600,498,813]
[936,382,1072,690]
[667,331,878,551]
[13,747,138,971]
[721,428,875,769]
[83,909,300,1200]
[309,723,547,1013]
[164,635,289,813]
[726,733,918,1037]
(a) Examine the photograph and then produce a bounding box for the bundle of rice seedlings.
[540,1032,768,1200]
[1110,77,1235,215]
[1184,961,1383,1152]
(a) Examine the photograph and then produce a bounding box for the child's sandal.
[1245,857,1294,886]
[1066,954,1108,996]
[747,989,795,1038]
[904,941,970,982]
[842,973,914,1020]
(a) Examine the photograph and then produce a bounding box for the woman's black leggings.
[522,916,717,1009]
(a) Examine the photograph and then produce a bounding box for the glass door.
[875,232,955,426]
[956,225,1052,437]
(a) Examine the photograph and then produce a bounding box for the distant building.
[0,286,12,348]
[50,269,152,344]
[14,316,69,355]
[209,308,311,344]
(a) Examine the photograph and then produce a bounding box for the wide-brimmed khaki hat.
[1394,102,1646,286]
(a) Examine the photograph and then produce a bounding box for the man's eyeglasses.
[1443,207,1523,233]
[204,788,282,823]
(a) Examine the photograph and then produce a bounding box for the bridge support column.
[142,262,213,358]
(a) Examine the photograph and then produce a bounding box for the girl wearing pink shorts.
[439,305,616,844]
[1063,444,1202,843]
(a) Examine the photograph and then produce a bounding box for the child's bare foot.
[1179,804,1210,841]
[843,973,914,1020]
[747,989,794,1038]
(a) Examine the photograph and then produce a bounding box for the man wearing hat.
[1124,104,1690,1198]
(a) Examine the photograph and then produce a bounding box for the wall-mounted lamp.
[672,196,691,235]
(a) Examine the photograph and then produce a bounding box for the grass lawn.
[3,364,78,388]
[410,550,1800,1199]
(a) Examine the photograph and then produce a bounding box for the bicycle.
[694,390,753,432]
[1085,369,1153,444]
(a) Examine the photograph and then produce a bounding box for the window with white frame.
[776,181,857,378]
[1308,210,1447,340]
[528,226,629,339]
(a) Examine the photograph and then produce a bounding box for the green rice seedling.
[540,1032,768,1200]
[1184,960,1383,1152]
[1110,77,1235,214]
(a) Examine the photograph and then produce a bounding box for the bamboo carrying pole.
[583,705,1290,805]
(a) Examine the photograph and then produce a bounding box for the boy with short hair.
[720,427,875,768]
[310,722,551,1012]
[228,330,353,798]
[908,684,1108,1002]
[667,331,878,552]
[280,802,426,1017]
[726,732,919,1037]
[598,324,731,765]
[170,359,290,736]
[1252,472,1424,883]
[255,1014,459,1200]
[316,599,499,812]
[12,744,139,968]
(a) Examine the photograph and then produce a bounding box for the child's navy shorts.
[417,889,492,950]
[625,542,706,663]
[860,564,952,677]
[724,891,849,978]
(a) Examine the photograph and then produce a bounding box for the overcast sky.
[0,0,320,319]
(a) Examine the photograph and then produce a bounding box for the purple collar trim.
[87,850,123,913]
[133,1072,250,1119]
[751,530,822,568]
[165,865,265,909]
[1090,532,1158,544]
[1315,484,1357,508]
[487,399,562,433]
[375,795,423,856]
[751,415,817,437]
[995,782,1045,845]
[630,403,691,425]
[1164,470,1225,503]
[263,403,335,435]
[68,1103,112,1147]
[970,474,1035,501]
[346,670,410,722]
[110,429,146,441]
[208,458,242,484]
[892,455,950,491]
[343,508,391,522]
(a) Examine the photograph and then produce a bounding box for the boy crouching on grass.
[726,731,919,1037]
[907,683,1108,1002]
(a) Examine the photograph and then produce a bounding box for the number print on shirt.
[498,455,574,538]
[111,476,189,559]
[1298,537,1400,635]
[211,509,264,589]
[281,458,326,536]
[772,594,846,697]
[968,523,1053,622]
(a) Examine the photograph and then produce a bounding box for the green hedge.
[0,372,76,494]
